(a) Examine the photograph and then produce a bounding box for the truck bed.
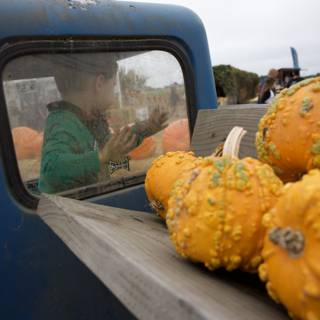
[37,105,289,319]
[38,194,288,320]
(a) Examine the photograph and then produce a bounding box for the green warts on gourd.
[311,140,320,168]
[256,131,269,162]
[268,227,304,258]
[311,140,320,155]
[300,97,313,117]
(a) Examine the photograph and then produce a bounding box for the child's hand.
[135,107,169,138]
[99,126,137,163]
[147,107,169,135]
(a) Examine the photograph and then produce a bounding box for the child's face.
[95,74,117,112]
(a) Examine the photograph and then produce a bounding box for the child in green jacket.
[39,53,168,193]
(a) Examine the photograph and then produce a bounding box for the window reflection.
[3,50,189,195]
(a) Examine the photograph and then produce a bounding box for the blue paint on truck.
[0,1,216,318]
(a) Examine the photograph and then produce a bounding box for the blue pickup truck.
[0,1,290,320]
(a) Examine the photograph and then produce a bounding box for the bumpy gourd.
[145,151,202,219]
[256,77,320,182]
[259,170,320,320]
[167,155,283,272]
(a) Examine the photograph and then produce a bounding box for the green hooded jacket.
[39,101,106,193]
[39,100,154,194]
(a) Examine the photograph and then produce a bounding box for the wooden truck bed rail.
[37,105,289,320]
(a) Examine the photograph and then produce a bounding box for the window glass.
[2,50,189,195]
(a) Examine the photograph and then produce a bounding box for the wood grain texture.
[38,194,288,320]
[191,105,267,158]
[58,171,145,200]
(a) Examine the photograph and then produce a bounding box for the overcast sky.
[120,0,320,77]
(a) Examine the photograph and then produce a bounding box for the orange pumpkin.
[259,169,320,320]
[32,132,44,158]
[129,136,156,160]
[256,77,320,182]
[12,127,43,160]
[145,151,203,219]
[145,127,245,220]
[167,154,283,272]
[162,118,190,152]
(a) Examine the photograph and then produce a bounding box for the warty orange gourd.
[259,169,320,320]
[256,77,320,182]
[166,127,283,272]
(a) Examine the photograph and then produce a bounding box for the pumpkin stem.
[212,143,224,157]
[150,200,164,212]
[209,126,247,160]
[269,227,304,257]
[222,126,247,158]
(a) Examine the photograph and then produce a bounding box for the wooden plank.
[38,194,288,320]
[191,105,267,158]
[58,171,145,200]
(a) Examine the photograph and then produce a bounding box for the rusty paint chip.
[67,0,101,10]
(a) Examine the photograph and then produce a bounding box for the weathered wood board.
[38,194,288,320]
[37,105,287,320]
[191,105,267,158]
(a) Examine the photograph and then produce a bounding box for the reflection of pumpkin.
[128,136,156,160]
[259,170,320,320]
[145,151,201,219]
[167,156,283,272]
[12,127,43,160]
[33,132,44,158]
[162,118,190,152]
[256,77,320,182]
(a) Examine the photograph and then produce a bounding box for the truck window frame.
[0,38,196,210]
